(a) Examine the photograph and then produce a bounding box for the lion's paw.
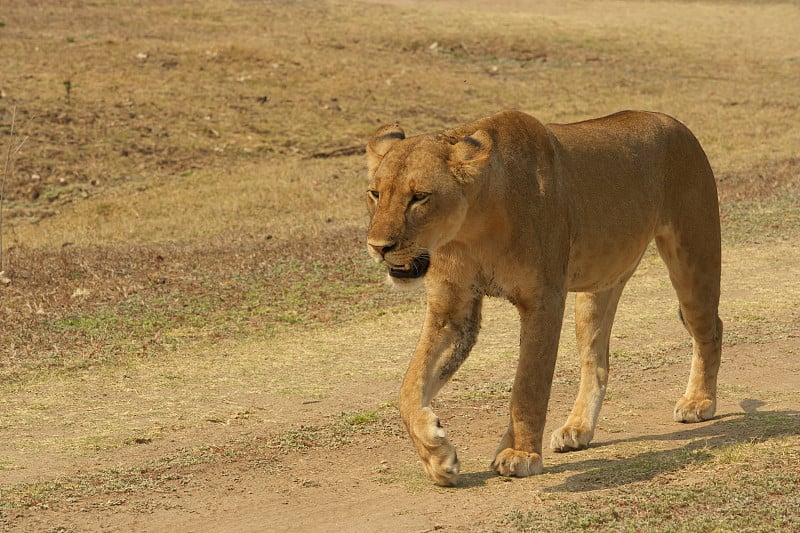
[491,449,543,478]
[550,424,593,453]
[674,396,716,423]
[409,408,461,486]
[421,440,461,487]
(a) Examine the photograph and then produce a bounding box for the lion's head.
[365,123,493,287]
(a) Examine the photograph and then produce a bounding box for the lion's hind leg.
[653,122,723,423]
[551,284,626,452]
[655,221,722,423]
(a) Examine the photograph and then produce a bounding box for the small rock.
[71,287,91,298]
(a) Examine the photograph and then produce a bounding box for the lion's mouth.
[387,253,431,279]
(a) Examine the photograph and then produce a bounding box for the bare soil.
[5,296,799,531]
[3,230,799,531]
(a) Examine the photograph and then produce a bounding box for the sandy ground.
[4,237,799,532]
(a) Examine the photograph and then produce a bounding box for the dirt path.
[4,238,799,531]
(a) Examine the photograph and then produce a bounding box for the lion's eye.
[411,192,430,204]
[368,189,379,201]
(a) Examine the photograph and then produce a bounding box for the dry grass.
[1,0,799,530]
[2,0,798,381]
[2,0,798,214]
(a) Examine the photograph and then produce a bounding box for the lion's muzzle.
[387,253,430,279]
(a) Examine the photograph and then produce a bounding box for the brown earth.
[4,268,799,531]
[3,229,798,531]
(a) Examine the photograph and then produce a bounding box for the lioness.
[365,110,722,486]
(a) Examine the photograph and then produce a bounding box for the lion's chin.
[386,253,430,290]
[386,274,426,290]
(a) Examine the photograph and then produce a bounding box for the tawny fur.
[365,110,722,486]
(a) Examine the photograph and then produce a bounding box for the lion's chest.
[471,274,519,305]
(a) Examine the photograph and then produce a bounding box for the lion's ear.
[450,130,492,183]
[366,123,405,176]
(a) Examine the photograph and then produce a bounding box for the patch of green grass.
[550,446,714,491]
[267,406,399,454]
[0,463,185,511]
[609,343,688,371]
[1,240,419,384]
[268,425,321,452]
[0,406,398,510]
[455,380,512,401]
[0,441,241,511]
[500,436,800,532]
[345,411,380,426]
[56,303,175,339]
[721,193,800,245]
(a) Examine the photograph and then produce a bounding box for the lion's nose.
[368,240,396,257]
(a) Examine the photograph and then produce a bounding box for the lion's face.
[365,124,492,287]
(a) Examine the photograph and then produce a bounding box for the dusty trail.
[5,239,799,531]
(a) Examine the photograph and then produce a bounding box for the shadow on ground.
[457,408,798,491]
[546,408,799,492]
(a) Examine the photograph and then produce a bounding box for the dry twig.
[1,106,30,279]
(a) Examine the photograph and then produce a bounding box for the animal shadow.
[544,408,799,493]
[456,407,798,491]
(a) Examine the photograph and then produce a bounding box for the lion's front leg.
[492,291,566,478]
[400,296,482,486]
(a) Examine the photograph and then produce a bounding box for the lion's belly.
[565,226,655,293]
[560,158,664,293]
